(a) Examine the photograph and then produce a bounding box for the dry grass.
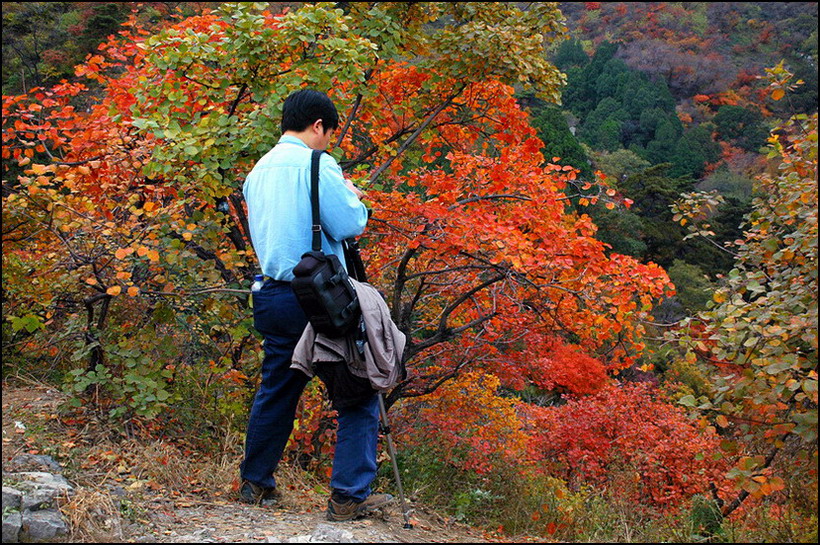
[60,487,124,543]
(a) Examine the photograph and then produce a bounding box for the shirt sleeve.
[318,154,368,241]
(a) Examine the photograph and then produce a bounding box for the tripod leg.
[377,392,413,529]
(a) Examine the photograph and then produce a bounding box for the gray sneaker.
[327,493,394,521]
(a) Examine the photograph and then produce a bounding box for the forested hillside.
[530,1,817,319]
[2,3,817,543]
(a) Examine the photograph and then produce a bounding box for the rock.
[311,523,357,543]
[278,523,359,543]
[21,510,68,542]
[2,468,73,543]
[5,455,62,474]
[282,536,311,543]
[171,535,216,543]
[364,529,397,542]
[21,489,60,512]
[2,472,73,495]
[107,485,127,498]
[2,512,21,544]
[1,488,22,510]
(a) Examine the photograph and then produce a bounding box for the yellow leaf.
[713,291,727,303]
[107,286,122,296]
[144,202,156,212]
[771,88,785,101]
[147,250,160,262]
[137,246,149,257]
[605,202,616,210]
[715,415,729,428]
[127,287,140,297]
[182,232,193,241]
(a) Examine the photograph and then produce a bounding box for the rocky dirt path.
[3,383,495,543]
[130,498,487,543]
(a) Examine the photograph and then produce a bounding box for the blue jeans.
[240,280,380,502]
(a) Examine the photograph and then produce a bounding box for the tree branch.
[228,190,250,247]
[721,437,788,518]
[228,83,248,117]
[400,276,426,334]
[391,246,418,324]
[83,292,111,376]
[167,232,238,288]
[339,127,414,171]
[454,193,533,208]
[406,274,505,357]
[369,85,466,183]
[334,69,372,150]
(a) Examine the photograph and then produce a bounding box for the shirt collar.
[278,134,310,148]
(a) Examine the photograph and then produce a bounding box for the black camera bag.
[291,150,361,337]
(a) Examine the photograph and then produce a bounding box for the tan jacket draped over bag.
[291,278,406,391]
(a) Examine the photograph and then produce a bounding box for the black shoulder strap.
[310,149,323,252]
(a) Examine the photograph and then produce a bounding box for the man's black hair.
[281,89,339,134]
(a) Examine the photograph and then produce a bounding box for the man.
[240,89,392,521]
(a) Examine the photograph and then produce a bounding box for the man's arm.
[319,155,368,241]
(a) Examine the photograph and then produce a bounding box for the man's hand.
[346,179,365,200]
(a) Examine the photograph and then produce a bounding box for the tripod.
[344,238,413,529]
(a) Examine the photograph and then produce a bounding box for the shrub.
[524,382,727,507]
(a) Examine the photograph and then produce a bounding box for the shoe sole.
[327,508,384,522]
[239,497,279,506]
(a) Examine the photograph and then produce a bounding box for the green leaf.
[679,394,697,407]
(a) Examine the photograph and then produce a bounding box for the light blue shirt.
[243,135,368,281]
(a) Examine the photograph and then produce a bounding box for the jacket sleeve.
[291,325,316,378]
[318,155,368,241]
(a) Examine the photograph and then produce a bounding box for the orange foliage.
[530,337,609,395]
[401,372,530,475]
[350,65,671,401]
[524,383,728,507]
